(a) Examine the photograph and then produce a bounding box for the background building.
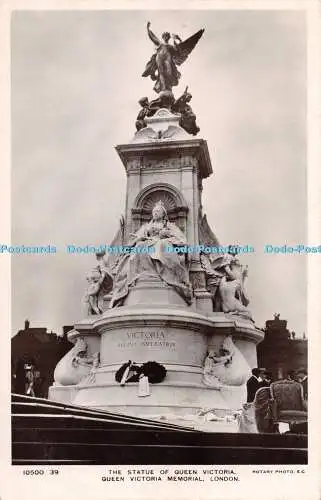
[257,314,307,379]
[11,320,72,397]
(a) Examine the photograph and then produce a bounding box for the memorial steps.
[12,394,307,465]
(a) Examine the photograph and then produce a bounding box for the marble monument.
[49,23,264,429]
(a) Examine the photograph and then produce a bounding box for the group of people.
[246,367,308,403]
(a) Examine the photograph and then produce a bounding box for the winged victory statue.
[142,22,204,93]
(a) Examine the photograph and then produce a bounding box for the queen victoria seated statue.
[109,200,192,307]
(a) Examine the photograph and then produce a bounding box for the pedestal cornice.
[116,138,213,179]
[71,308,264,345]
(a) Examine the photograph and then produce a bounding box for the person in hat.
[246,368,264,403]
[259,368,272,388]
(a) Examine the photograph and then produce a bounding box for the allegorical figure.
[84,268,105,315]
[200,247,252,320]
[203,336,251,388]
[172,86,200,135]
[135,97,152,131]
[135,93,175,132]
[142,22,204,93]
[109,200,192,307]
[203,341,234,388]
[54,337,97,386]
[83,256,114,316]
[219,259,251,317]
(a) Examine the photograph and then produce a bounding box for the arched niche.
[131,183,189,234]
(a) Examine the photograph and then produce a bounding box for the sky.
[11,9,307,336]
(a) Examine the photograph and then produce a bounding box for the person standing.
[296,369,308,400]
[25,364,36,397]
[246,368,263,402]
[260,369,272,387]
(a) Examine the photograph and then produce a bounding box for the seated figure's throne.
[269,380,307,427]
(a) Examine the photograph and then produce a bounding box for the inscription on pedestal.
[100,326,208,366]
[117,330,176,350]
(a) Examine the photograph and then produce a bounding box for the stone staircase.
[12,393,307,465]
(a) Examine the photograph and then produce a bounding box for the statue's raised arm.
[146,22,161,46]
[142,26,204,94]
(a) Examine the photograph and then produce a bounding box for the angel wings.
[142,23,204,93]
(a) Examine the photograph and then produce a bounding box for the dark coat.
[246,375,262,403]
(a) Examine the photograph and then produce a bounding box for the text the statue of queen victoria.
[109,201,192,307]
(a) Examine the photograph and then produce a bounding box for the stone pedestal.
[49,112,264,430]
[49,278,263,423]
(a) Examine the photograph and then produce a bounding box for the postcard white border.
[0,1,320,499]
